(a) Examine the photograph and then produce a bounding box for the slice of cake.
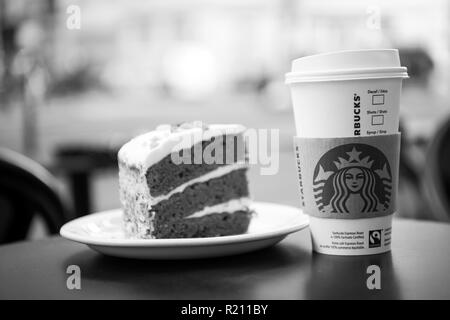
[118,122,252,239]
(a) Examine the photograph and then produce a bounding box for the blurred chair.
[396,121,433,220]
[0,148,72,244]
[54,144,119,217]
[399,48,434,86]
[422,117,450,222]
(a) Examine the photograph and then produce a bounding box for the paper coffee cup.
[286,49,408,255]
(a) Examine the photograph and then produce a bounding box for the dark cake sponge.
[153,211,252,238]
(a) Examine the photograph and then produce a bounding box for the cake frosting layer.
[119,162,154,238]
[118,122,245,172]
[184,198,251,219]
[150,162,248,204]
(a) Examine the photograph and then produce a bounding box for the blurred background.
[0,0,449,243]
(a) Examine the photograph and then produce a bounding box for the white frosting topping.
[118,122,246,172]
[184,198,251,219]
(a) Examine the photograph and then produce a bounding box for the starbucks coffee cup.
[286,49,408,255]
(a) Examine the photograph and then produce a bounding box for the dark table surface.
[0,218,449,299]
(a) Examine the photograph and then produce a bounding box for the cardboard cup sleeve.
[293,134,400,220]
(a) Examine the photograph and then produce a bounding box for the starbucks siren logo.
[313,144,392,214]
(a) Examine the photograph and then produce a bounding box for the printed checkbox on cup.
[371,114,384,125]
[372,94,385,105]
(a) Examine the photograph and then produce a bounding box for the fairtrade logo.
[369,230,382,248]
[313,144,392,214]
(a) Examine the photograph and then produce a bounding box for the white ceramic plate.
[60,202,309,260]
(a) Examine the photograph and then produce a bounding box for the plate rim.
[60,201,309,247]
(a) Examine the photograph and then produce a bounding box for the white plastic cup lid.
[286,49,408,83]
